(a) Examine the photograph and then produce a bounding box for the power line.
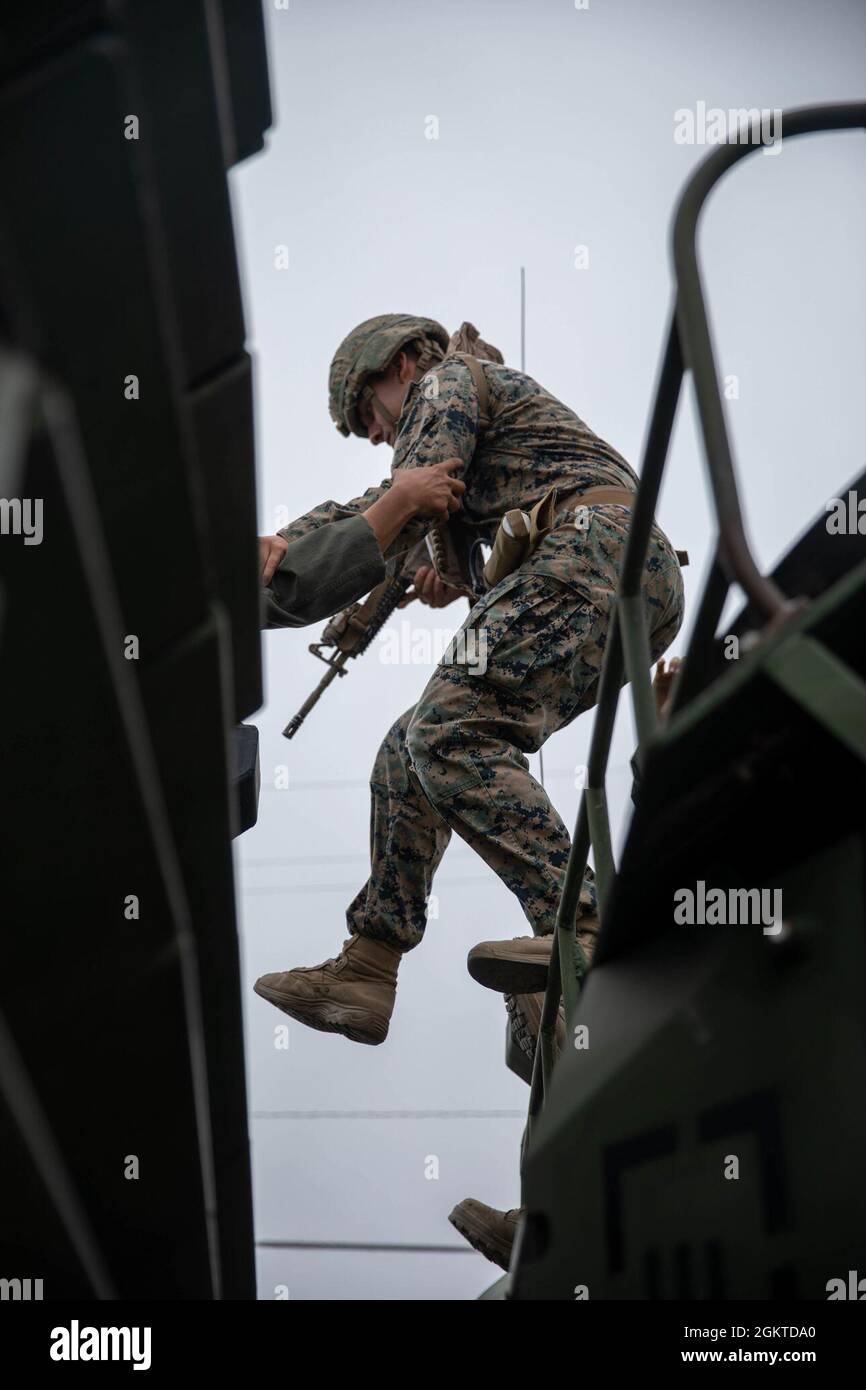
[242,873,494,897]
[258,1241,473,1255]
[255,764,632,796]
[259,778,371,793]
[252,1109,526,1120]
[243,849,479,868]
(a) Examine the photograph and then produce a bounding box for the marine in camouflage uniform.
[254,314,684,1046]
[274,318,684,952]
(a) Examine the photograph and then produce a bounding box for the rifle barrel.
[282,568,411,739]
[282,654,348,739]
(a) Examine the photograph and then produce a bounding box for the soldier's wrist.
[362,490,413,552]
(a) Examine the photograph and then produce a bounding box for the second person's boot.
[449,1199,522,1271]
[506,990,567,1075]
[467,915,599,993]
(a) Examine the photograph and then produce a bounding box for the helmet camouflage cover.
[328,313,449,438]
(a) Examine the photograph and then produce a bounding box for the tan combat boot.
[506,990,566,1072]
[467,915,599,993]
[253,935,401,1045]
[449,1199,522,1271]
[505,915,602,1071]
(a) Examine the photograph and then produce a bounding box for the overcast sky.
[229,0,866,1300]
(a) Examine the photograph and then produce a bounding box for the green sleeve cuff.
[262,514,386,629]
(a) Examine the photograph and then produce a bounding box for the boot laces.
[319,938,358,972]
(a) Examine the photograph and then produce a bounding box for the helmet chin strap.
[371,392,399,433]
[364,365,424,437]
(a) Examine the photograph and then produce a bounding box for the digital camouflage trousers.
[346,520,684,950]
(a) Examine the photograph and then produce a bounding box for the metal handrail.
[523,101,866,1143]
[672,103,866,620]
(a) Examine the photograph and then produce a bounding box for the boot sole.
[506,994,566,1068]
[253,982,388,1046]
[505,994,539,1064]
[467,951,550,994]
[448,1206,513,1272]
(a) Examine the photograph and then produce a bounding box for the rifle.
[282,565,412,739]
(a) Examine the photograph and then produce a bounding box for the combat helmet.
[328,313,449,438]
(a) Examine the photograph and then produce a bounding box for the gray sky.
[230,0,866,1300]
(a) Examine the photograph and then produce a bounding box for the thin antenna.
[520,265,545,790]
[520,265,526,373]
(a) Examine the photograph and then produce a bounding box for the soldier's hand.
[652,656,682,720]
[259,534,289,585]
[391,459,466,520]
[404,564,464,609]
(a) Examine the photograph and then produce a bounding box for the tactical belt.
[483,484,688,588]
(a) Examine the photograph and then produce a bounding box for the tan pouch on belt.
[528,486,560,550]
[482,508,532,587]
[483,487,560,587]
